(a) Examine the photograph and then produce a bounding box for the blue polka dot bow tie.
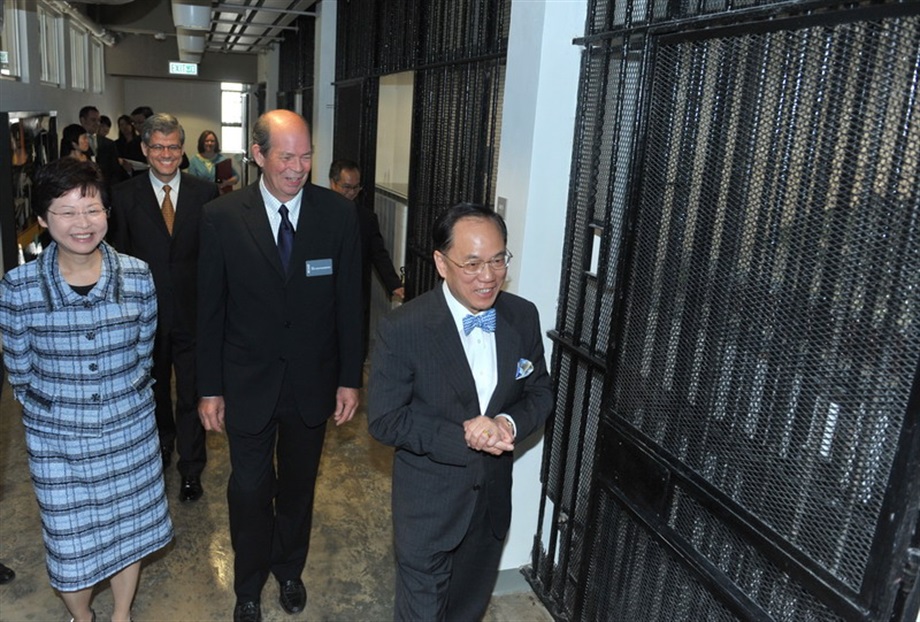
[463,308,497,335]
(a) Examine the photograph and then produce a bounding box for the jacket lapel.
[138,180,170,237]
[240,185,286,277]
[428,288,480,403]
[485,298,520,417]
[171,174,193,237]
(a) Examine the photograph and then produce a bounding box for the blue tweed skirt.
[25,408,173,591]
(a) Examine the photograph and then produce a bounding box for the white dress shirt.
[442,281,516,436]
[149,171,181,212]
[259,177,302,242]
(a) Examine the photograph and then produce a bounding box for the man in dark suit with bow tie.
[197,109,363,622]
[368,203,553,621]
[110,113,219,503]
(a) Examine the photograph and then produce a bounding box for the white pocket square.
[515,358,534,380]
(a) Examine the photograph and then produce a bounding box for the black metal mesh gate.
[530,1,920,620]
[334,0,511,298]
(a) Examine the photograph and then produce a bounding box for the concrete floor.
[0,379,553,621]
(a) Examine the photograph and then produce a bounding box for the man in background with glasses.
[368,203,553,621]
[329,159,404,357]
[110,113,219,504]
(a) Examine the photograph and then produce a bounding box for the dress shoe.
[0,562,14,584]
[233,600,261,622]
[179,476,203,502]
[278,578,307,614]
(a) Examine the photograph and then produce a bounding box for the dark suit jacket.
[358,205,402,297]
[196,182,364,433]
[109,172,219,332]
[367,286,553,550]
[93,135,128,188]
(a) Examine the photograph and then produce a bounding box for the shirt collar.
[259,176,303,217]
[442,281,495,336]
[149,171,180,192]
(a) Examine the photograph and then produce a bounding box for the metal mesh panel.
[667,486,844,622]
[405,59,506,295]
[527,349,604,621]
[337,0,510,81]
[611,13,920,591]
[279,15,315,94]
[538,0,920,620]
[581,489,741,622]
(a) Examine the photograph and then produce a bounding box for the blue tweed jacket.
[0,242,158,435]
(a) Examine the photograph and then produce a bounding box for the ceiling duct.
[177,33,206,54]
[172,1,211,32]
[178,50,202,64]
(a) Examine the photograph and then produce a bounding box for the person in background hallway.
[0,158,173,622]
[188,130,240,194]
[79,106,128,187]
[197,109,363,622]
[0,355,14,587]
[98,115,112,138]
[115,114,144,168]
[110,113,219,503]
[329,159,404,356]
[368,203,553,621]
[60,124,91,162]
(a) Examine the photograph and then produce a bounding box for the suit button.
[86,331,95,340]
[472,485,481,491]
[91,393,100,402]
[89,363,98,371]
[284,321,292,328]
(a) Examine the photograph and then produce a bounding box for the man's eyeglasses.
[440,251,513,276]
[146,144,183,154]
[47,208,110,221]
[339,183,362,192]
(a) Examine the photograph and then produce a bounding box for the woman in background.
[188,129,239,193]
[0,158,173,622]
[59,124,90,161]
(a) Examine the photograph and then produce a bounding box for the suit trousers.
[226,369,327,601]
[394,483,504,622]
[152,320,205,477]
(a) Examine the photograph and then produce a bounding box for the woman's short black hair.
[32,158,107,219]
[432,203,507,253]
[59,123,87,159]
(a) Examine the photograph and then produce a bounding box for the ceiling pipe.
[215,3,316,17]
[45,1,117,46]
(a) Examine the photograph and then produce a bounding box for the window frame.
[38,3,64,86]
[0,0,25,79]
[68,21,88,91]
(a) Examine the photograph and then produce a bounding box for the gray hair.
[141,113,185,145]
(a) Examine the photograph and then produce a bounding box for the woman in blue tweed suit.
[0,159,173,622]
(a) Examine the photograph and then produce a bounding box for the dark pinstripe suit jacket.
[368,285,553,550]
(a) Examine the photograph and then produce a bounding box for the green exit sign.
[169,61,198,76]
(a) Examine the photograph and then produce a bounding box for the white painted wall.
[376,72,414,191]
[495,0,588,571]
[313,1,337,187]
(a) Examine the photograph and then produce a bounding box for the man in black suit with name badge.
[110,113,218,503]
[368,203,553,621]
[197,110,363,622]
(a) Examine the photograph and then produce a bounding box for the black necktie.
[277,204,294,272]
